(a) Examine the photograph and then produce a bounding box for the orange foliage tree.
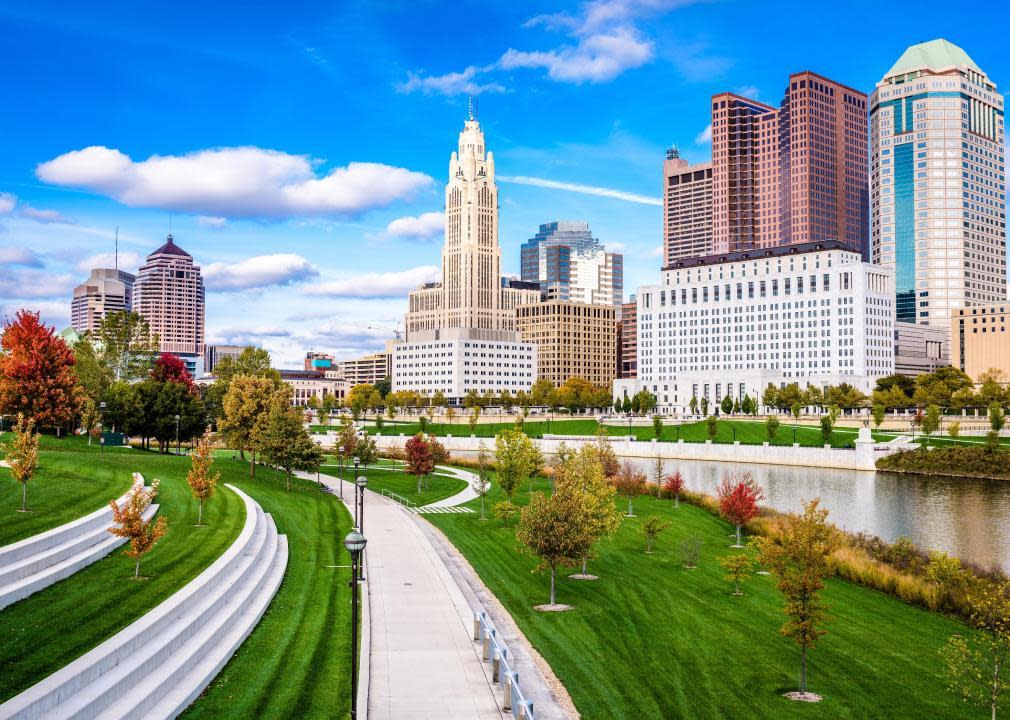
[2,414,38,512]
[0,310,79,429]
[109,480,167,578]
[187,430,220,525]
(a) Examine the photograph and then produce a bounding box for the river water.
[451,450,1010,572]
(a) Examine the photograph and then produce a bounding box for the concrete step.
[0,504,159,612]
[0,484,287,720]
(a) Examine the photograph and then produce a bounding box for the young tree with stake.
[663,470,685,507]
[108,481,167,579]
[2,415,38,512]
[720,553,754,596]
[473,441,492,520]
[557,445,621,578]
[716,472,765,547]
[613,460,646,516]
[187,429,219,525]
[641,516,672,553]
[493,429,540,525]
[404,434,434,494]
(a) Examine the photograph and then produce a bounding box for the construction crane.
[342,320,403,341]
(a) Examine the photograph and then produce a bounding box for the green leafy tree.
[720,553,754,596]
[689,395,699,415]
[219,375,288,476]
[622,396,632,414]
[921,404,941,444]
[754,500,840,697]
[762,384,779,411]
[258,404,325,490]
[613,397,622,413]
[791,403,802,422]
[557,445,622,576]
[641,516,672,553]
[706,415,718,441]
[652,414,663,439]
[354,434,380,467]
[495,429,542,516]
[473,441,492,520]
[765,415,780,443]
[721,395,733,415]
[700,396,710,416]
[872,404,885,429]
[988,402,1005,449]
[948,421,961,439]
[819,414,833,445]
[93,310,159,382]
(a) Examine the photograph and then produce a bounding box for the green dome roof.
[886,39,982,78]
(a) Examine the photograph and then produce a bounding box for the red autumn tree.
[404,433,434,494]
[151,353,195,394]
[663,470,685,507]
[716,472,765,547]
[0,310,78,428]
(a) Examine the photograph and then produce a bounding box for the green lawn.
[426,473,978,720]
[0,450,246,702]
[182,457,353,719]
[0,445,135,546]
[334,465,467,506]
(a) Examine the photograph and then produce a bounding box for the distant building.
[894,322,950,377]
[304,352,336,372]
[616,241,895,413]
[204,345,250,374]
[711,72,868,256]
[133,234,205,375]
[70,268,135,333]
[619,296,637,379]
[951,304,1010,380]
[520,221,623,310]
[516,301,617,388]
[337,343,394,386]
[870,39,1006,327]
[278,369,349,407]
[662,149,713,264]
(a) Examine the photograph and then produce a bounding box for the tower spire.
[467,95,473,121]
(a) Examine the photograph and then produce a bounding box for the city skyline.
[2,1,1008,365]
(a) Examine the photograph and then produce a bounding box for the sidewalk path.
[313,471,503,720]
[419,465,478,510]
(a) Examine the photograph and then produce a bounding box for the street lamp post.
[99,402,106,453]
[352,457,360,525]
[356,475,368,534]
[174,414,180,455]
[792,425,797,445]
[337,449,345,500]
[343,529,367,720]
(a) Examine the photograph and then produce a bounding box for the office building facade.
[619,296,637,379]
[870,39,1006,327]
[70,268,135,334]
[663,149,713,264]
[952,304,1010,380]
[894,322,950,376]
[337,343,395,386]
[520,221,623,310]
[204,345,250,374]
[615,242,895,413]
[516,301,617,387]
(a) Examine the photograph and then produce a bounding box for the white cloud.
[735,84,760,99]
[304,265,440,299]
[607,242,627,253]
[197,215,227,228]
[19,205,74,224]
[500,26,653,83]
[386,211,444,240]
[695,123,712,144]
[0,246,45,267]
[36,146,434,220]
[0,300,70,330]
[397,66,505,96]
[649,245,663,258]
[0,269,76,299]
[74,251,143,274]
[0,193,15,215]
[498,175,661,206]
[203,254,318,291]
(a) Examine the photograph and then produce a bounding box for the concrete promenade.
[315,472,504,720]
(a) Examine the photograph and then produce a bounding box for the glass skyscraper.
[519,221,623,310]
[870,39,1006,326]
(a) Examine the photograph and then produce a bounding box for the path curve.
[420,465,478,509]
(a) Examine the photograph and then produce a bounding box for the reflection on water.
[451,450,1010,572]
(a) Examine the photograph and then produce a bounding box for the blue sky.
[1,0,1007,366]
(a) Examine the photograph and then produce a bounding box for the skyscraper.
[519,221,623,309]
[870,39,1006,326]
[133,234,206,373]
[70,268,135,333]
[662,148,713,264]
[396,112,538,401]
[710,73,868,256]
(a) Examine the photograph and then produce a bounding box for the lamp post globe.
[99,401,107,453]
[343,528,367,557]
[343,529,367,720]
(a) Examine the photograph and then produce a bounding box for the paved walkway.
[314,471,503,720]
[419,465,478,511]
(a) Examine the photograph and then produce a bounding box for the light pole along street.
[99,401,106,453]
[343,528,367,720]
[356,472,368,581]
[174,414,180,454]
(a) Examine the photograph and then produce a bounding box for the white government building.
[614,241,896,413]
[392,111,538,402]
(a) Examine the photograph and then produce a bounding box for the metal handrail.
[473,609,535,718]
[379,489,415,510]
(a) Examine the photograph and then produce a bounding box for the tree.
[762,384,779,411]
[374,376,391,398]
[741,395,755,416]
[187,429,219,525]
[494,430,541,520]
[516,482,592,608]
[530,379,554,408]
[791,403,802,422]
[93,310,159,382]
[219,375,287,476]
[754,499,840,698]
[137,376,205,452]
[872,404,885,429]
[335,416,359,461]
[556,445,622,577]
[988,402,1005,449]
[0,310,79,430]
[939,580,1010,720]
[594,430,619,477]
[765,416,780,443]
[473,441,492,520]
[819,415,833,445]
[689,395,699,415]
[663,471,685,507]
[700,396,710,416]
[733,397,741,414]
[258,404,325,490]
[652,414,663,439]
[622,396,632,414]
[150,353,195,393]
[641,516,672,553]
[680,537,703,568]
[353,434,380,468]
[404,434,434,494]
[468,405,481,432]
[613,397,622,413]
[2,414,38,512]
[716,472,765,547]
[418,415,428,433]
[948,421,961,440]
[720,554,754,596]
[922,404,941,444]
[445,407,456,429]
[108,480,167,579]
[706,415,718,441]
[613,460,646,516]
[721,395,733,415]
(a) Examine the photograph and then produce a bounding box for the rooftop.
[663,239,861,271]
[885,39,982,78]
[149,234,192,258]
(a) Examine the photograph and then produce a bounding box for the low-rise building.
[204,344,250,374]
[279,369,349,407]
[894,322,949,377]
[516,301,616,387]
[336,343,395,385]
[952,304,1010,380]
[615,240,895,413]
[304,352,336,372]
